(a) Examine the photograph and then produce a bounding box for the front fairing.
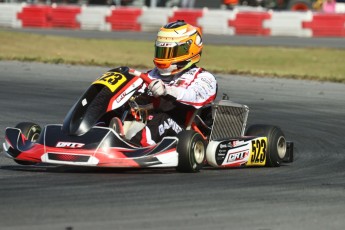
[4,125,179,168]
[62,67,143,136]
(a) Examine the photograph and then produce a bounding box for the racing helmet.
[153,20,203,76]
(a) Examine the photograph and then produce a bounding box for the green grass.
[1,29,344,83]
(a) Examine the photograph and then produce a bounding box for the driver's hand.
[148,79,166,97]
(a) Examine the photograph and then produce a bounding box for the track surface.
[1,61,345,230]
[4,28,345,49]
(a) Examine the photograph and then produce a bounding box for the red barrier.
[302,14,345,37]
[228,12,271,36]
[106,7,142,31]
[51,6,81,29]
[17,5,52,28]
[168,9,203,27]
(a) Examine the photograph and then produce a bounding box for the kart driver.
[124,20,218,146]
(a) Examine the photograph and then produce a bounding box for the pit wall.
[1,3,345,37]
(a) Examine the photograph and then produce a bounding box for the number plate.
[93,72,127,92]
[246,137,267,166]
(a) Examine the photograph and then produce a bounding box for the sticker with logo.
[93,72,127,92]
[226,151,248,163]
[247,137,267,166]
[215,141,232,165]
[56,142,85,148]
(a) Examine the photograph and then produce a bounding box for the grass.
[1,29,344,83]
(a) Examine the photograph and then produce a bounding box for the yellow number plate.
[93,72,127,92]
[246,137,267,166]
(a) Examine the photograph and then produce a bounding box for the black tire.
[14,122,41,165]
[245,124,287,167]
[287,0,312,11]
[176,130,206,173]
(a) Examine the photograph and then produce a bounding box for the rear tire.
[14,122,41,165]
[176,130,206,173]
[245,124,287,167]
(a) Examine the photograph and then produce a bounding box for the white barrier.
[77,6,112,31]
[138,7,173,32]
[0,3,23,28]
[1,4,345,38]
[264,11,313,37]
[198,9,236,35]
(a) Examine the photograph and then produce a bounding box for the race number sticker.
[93,72,127,92]
[247,137,267,166]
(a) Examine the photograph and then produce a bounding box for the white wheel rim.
[277,136,287,159]
[29,127,40,142]
[194,141,205,164]
[31,133,40,142]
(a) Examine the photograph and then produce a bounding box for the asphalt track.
[1,60,345,230]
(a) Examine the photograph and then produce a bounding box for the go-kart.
[2,66,293,172]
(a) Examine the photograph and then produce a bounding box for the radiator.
[210,100,249,140]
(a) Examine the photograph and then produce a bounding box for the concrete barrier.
[1,4,345,38]
[105,7,142,31]
[138,7,173,32]
[229,11,271,36]
[17,5,52,28]
[51,6,81,29]
[77,6,112,31]
[264,11,313,37]
[197,9,236,35]
[303,13,345,37]
[0,3,23,28]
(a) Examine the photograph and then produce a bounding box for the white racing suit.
[130,66,217,146]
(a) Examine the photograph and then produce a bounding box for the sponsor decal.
[184,70,196,75]
[200,77,214,90]
[56,142,85,148]
[219,142,232,149]
[226,151,248,163]
[219,144,227,149]
[158,118,183,136]
[116,91,127,103]
[215,141,233,165]
[231,140,245,147]
[247,137,267,166]
[93,72,127,92]
[156,42,174,47]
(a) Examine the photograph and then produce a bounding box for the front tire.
[176,130,206,173]
[14,122,41,165]
[245,124,287,167]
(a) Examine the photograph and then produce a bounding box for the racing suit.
[130,65,217,146]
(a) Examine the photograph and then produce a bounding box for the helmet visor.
[155,41,191,59]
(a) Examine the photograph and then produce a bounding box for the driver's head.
[153,20,203,76]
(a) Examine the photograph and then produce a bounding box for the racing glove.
[148,79,179,99]
[148,79,167,97]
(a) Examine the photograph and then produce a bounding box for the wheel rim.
[28,126,40,142]
[277,136,287,159]
[194,140,205,164]
[30,133,40,142]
